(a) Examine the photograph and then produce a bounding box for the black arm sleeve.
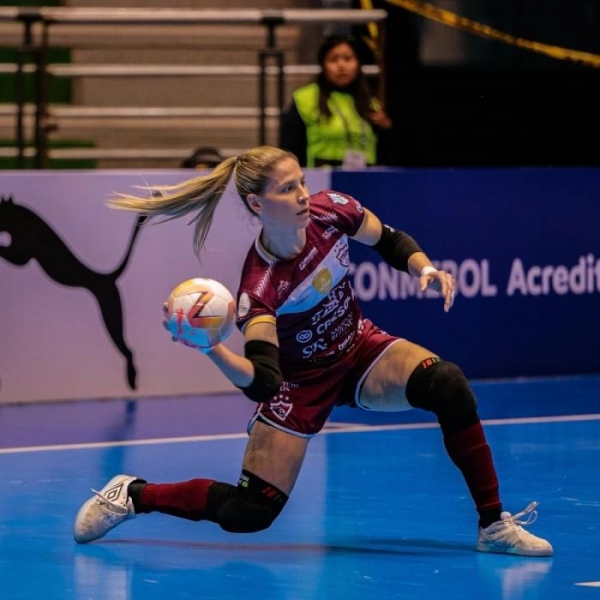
[279,100,308,167]
[372,224,423,273]
[237,340,282,403]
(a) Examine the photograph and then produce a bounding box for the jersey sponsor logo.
[301,337,328,358]
[237,292,251,317]
[270,395,293,421]
[322,225,337,240]
[296,330,313,343]
[334,240,350,268]
[312,268,333,294]
[310,285,345,325]
[352,199,364,213]
[327,192,349,205]
[315,297,351,335]
[296,284,352,358]
[337,332,354,352]
[330,314,354,341]
[279,381,298,392]
[299,247,318,271]
[277,280,291,297]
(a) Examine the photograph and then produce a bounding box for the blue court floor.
[0,375,599,599]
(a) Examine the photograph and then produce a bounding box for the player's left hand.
[368,109,393,130]
[420,269,456,313]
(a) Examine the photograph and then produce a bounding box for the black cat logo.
[0,196,147,389]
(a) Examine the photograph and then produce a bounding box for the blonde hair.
[108,146,297,257]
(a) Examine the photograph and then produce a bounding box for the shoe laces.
[502,501,539,528]
[91,488,129,515]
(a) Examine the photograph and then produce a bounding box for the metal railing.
[0,7,387,168]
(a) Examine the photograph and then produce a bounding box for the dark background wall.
[353,0,600,167]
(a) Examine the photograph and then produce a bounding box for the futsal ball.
[164,277,236,349]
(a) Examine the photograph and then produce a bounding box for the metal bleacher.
[0,5,386,168]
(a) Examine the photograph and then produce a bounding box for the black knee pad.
[405,358,478,427]
[209,470,288,533]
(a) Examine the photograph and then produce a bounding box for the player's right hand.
[162,319,214,354]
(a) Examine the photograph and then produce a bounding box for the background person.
[279,34,396,168]
[179,146,224,169]
[73,146,552,558]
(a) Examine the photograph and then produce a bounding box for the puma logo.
[0,195,146,389]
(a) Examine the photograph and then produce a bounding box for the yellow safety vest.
[293,83,378,167]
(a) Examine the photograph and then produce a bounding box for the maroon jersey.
[236,189,365,373]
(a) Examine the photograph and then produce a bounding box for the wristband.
[420,266,438,277]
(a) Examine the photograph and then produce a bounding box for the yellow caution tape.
[380,0,600,68]
[359,0,382,60]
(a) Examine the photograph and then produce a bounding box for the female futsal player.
[74,146,552,557]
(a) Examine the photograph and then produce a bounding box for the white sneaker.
[477,501,553,557]
[73,474,138,544]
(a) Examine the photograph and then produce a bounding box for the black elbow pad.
[238,340,282,403]
[372,224,422,273]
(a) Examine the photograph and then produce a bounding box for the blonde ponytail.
[108,156,237,256]
[107,146,297,258]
